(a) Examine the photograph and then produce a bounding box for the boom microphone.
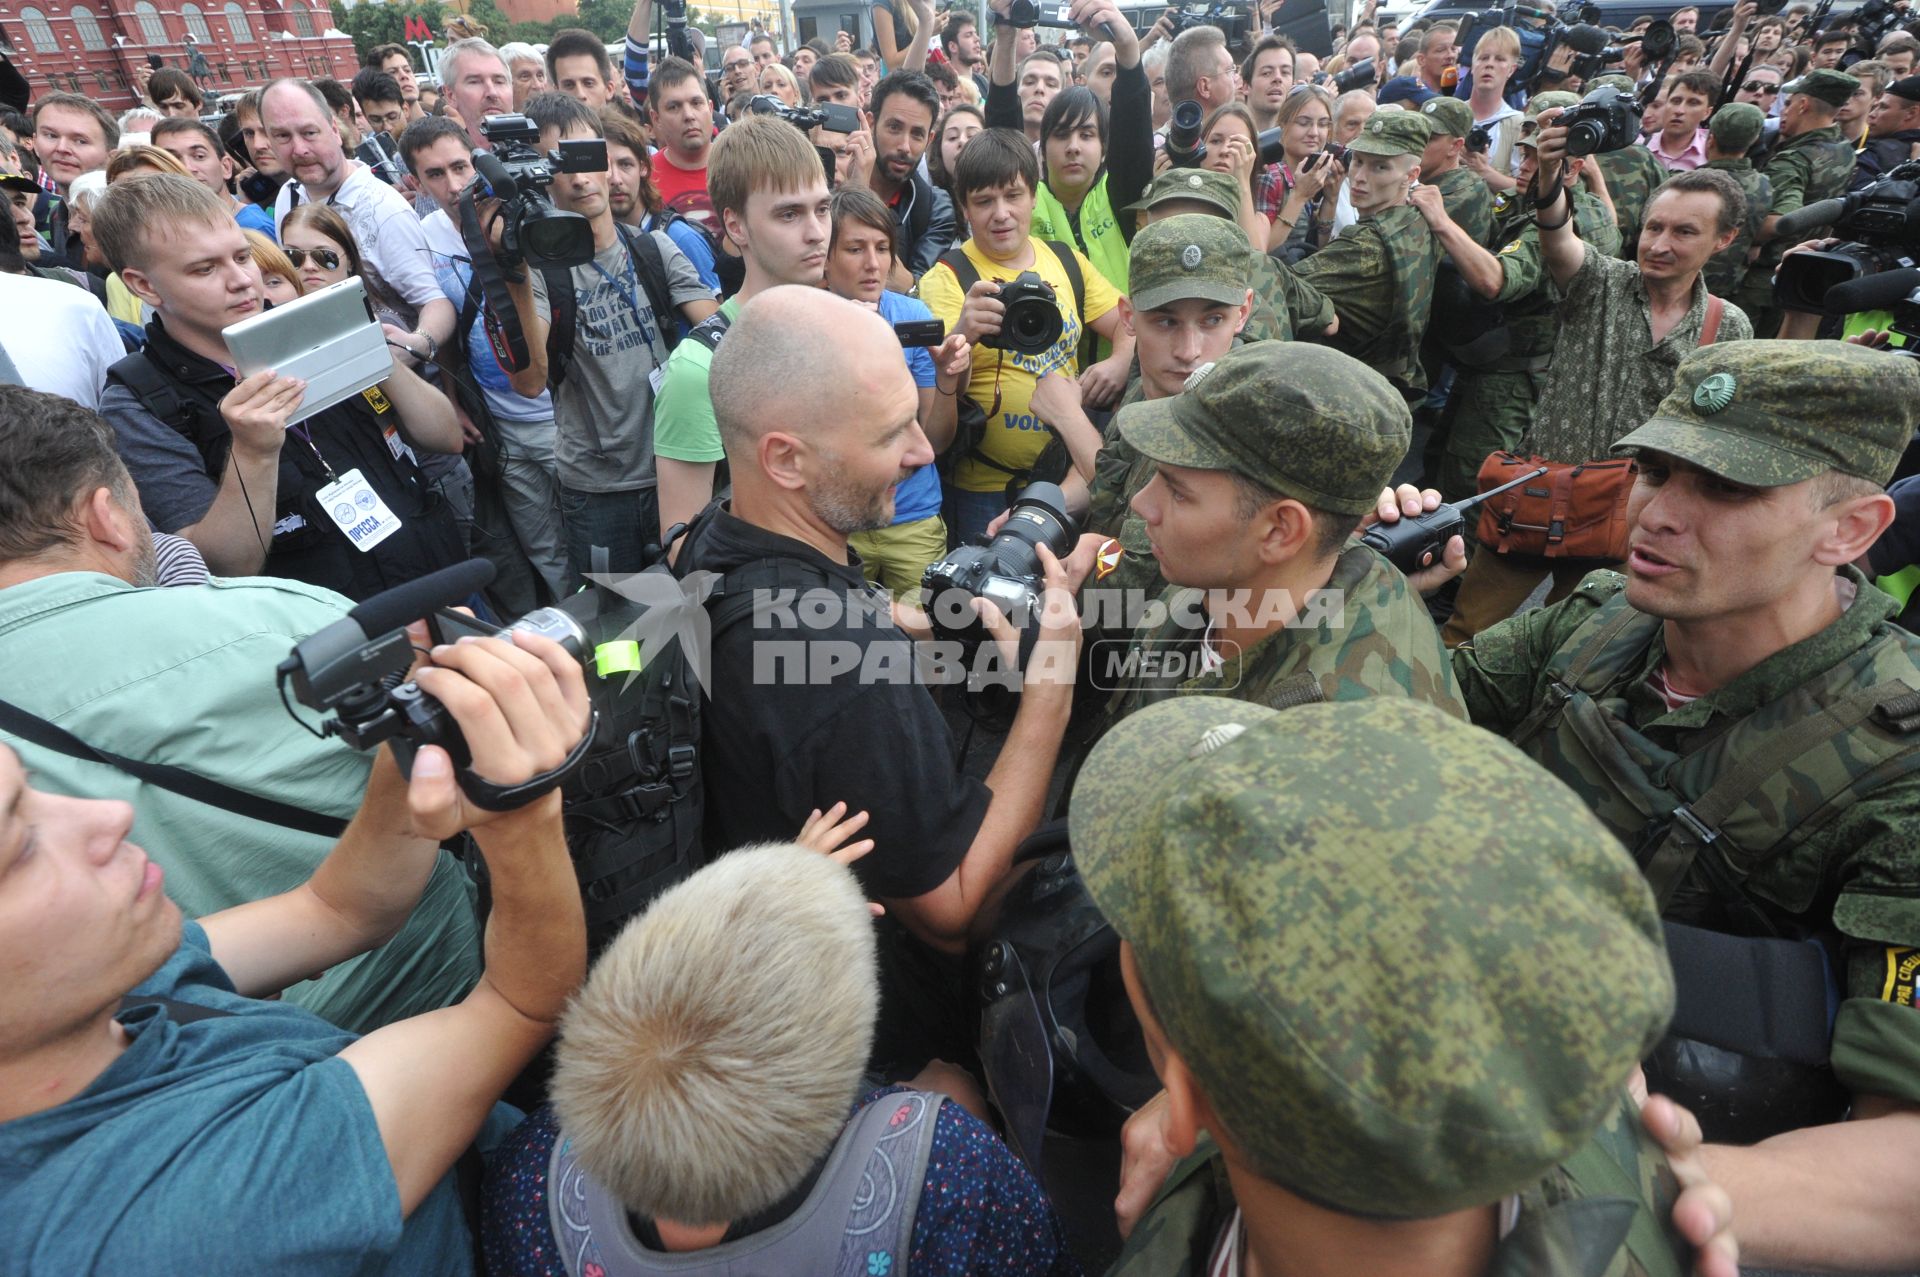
[1562,22,1609,54]
[1823,267,1920,315]
[1772,197,1848,241]
[348,558,499,640]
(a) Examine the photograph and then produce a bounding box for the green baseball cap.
[1525,89,1581,118]
[1346,109,1432,158]
[1123,167,1242,218]
[1071,697,1673,1219]
[1708,101,1766,153]
[1615,340,1920,487]
[1419,95,1474,139]
[1782,67,1859,108]
[1116,342,1410,515]
[1127,215,1252,313]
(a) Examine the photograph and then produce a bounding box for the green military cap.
[1708,101,1766,153]
[1615,339,1920,487]
[1123,167,1242,217]
[1419,95,1474,138]
[1525,89,1582,118]
[1116,342,1409,515]
[1071,697,1673,1220]
[1782,67,1860,108]
[1128,214,1253,312]
[1587,73,1636,94]
[1346,109,1433,157]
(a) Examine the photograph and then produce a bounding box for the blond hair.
[708,113,826,222]
[548,844,879,1225]
[245,229,303,298]
[105,144,192,183]
[92,172,230,274]
[1475,25,1522,63]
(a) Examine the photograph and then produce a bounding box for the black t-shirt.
[685,507,987,900]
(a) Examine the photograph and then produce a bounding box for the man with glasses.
[1735,63,1783,114]
[719,44,757,102]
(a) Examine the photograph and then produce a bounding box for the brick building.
[2,0,358,111]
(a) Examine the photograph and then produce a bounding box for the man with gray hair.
[498,41,549,110]
[439,37,515,149]
[478,841,1078,1274]
[1165,23,1237,116]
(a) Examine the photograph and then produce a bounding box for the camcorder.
[1167,0,1253,44]
[1773,161,1920,316]
[1006,0,1123,40]
[744,93,862,134]
[470,113,606,271]
[1559,85,1643,157]
[922,483,1079,646]
[276,559,597,810]
[988,273,1065,355]
[1847,0,1907,58]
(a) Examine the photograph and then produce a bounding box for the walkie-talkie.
[1361,467,1550,575]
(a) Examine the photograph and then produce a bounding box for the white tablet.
[223,276,393,427]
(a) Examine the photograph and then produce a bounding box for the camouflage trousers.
[1434,367,1545,513]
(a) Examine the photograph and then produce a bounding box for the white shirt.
[0,271,124,409]
[273,161,445,321]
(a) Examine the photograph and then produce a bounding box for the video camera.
[1773,161,1920,316]
[1005,0,1124,43]
[922,483,1079,645]
[744,93,861,135]
[1558,85,1643,157]
[658,0,695,62]
[1848,0,1907,57]
[472,113,605,272]
[1166,0,1253,45]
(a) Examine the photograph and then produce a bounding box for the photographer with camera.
[477,94,717,580]
[1461,26,1527,187]
[1581,73,1673,258]
[1738,67,1860,333]
[0,563,591,1271]
[676,285,1084,1065]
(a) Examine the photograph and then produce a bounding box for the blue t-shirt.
[0,922,487,1274]
[423,211,556,424]
[643,210,722,295]
[877,289,943,525]
[482,1091,1082,1277]
[235,202,277,240]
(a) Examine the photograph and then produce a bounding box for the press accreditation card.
[318,468,404,552]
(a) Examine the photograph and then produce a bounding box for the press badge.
[648,364,668,396]
[318,469,404,552]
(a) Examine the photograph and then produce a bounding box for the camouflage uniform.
[1700,104,1771,302]
[1455,341,1920,1130]
[1083,342,1465,743]
[1738,70,1861,334]
[1284,113,1441,395]
[1590,145,1670,260]
[1071,696,1686,1276]
[1421,97,1496,247]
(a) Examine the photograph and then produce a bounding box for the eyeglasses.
[1741,79,1781,93]
[724,57,752,71]
[285,246,342,271]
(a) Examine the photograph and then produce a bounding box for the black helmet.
[974,827,1160,1171]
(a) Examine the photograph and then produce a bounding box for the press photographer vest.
[107,322,462,603]
[545,1091,944,1277]
[1507,574,1920,1141]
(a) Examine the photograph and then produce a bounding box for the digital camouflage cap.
[1587,74,1635,95]
[1614,339,1920,487]
[1526,90,1581,118]
[1128,214,1253,312]
[1124,167,1242,218]
[1420,95,1474,138]
[1783,67,1860,108]
[1116,342,1410,515]
[1347,109,1432,157]
[1071,696,1673,1219]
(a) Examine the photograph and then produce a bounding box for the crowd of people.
[4,0,1920,1270]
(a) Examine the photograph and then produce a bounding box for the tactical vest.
[1508,580,1920,1140]
[546,1091,945,1277]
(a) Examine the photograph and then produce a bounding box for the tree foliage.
[329,0,725,63]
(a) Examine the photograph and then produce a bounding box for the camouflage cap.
[1615,340,1920,487]
[1128,214,1253,312]
[1123,167,1242,217]
[1116,342,1409,515]
[1346,109,1433,157]
[1587,73,1636,94]
[1419,95,1474,138]
[1782,67,1860,108]
[1708,101,1766,153]
[1525,89,1582,118]
[1071,697,1673,1219]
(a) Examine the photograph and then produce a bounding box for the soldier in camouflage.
[1418,97,1495,246]
[1738,68,1860,336]
[1279,111,1443,396]
[1081,340,1465,744]
[1076,695,1726,1277]
[1451,340,1920,1273]
[1587,74,1672,260]
[1412,118,1621,507]
[1699,103,1772,302]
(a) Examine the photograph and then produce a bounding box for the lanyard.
[588,249,651,337]
[285,419,336,480]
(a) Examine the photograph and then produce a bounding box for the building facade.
[3,0,358,110]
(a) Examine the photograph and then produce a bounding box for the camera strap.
[457,189,530,373]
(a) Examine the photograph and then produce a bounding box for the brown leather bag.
[1474,452,1638,559]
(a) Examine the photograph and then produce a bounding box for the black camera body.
[1559,85,1642,158]
[744,93,861,134]
[988,272,1065,356]
[1165,99,1207,167]
[922,483,1079,645]
[475,114,606,271]
[1774,163,1920,315]
[1466,123,1493,154]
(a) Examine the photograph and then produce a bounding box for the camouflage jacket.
[1287,202,1440,393]
[1454,568,1920,1106]
[1489,189,1622,359]
[1700,158,1771,301]
[1244,251,1336,343]
[1589,144,1668,259]
[1109,1099,1689,1277]
[1089,543,1467,742]
[1434,163,1496,247]
[1744,124,1857,296]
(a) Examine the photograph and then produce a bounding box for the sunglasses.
[1741,79,1781,93]
[285,246,342,271]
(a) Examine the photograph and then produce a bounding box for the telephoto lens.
[922,483,1079,645]
[1165,99,1207,167]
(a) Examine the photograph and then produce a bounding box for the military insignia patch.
[1882,946,1920,1008]
[1095,538,1124,579]
[1500,239,1523,255]
[1692,372,1736,414]
[1181,244,1203,269]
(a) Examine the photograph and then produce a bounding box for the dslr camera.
[1558,85,1642,157]
[1774,161,1920,314]
[1332,57,1378,94]
[1165,99,1207,167]
[473,114,607,271]
[922,483,1079,644]
[988,272,1064,356]
[1166,0,1251,45]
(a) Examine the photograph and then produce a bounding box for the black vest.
[109,318,463,602]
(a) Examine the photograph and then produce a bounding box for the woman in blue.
[825,186,971,598]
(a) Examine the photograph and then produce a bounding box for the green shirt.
[0,572,481,1033]
[651,295,742,464]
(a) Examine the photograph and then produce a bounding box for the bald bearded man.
[675,287,1086,1069]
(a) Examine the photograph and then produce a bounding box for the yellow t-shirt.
[917,237,1120,493]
